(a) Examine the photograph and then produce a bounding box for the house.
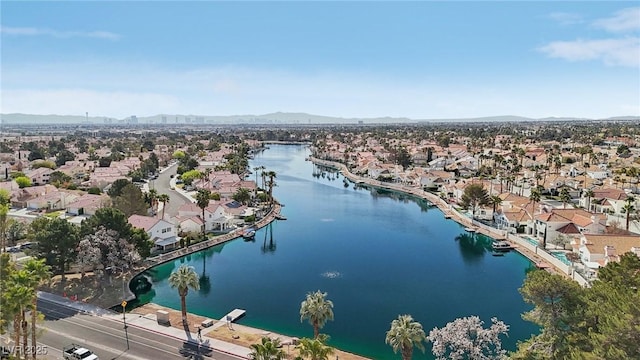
[27,191,79,211]
[66,194,109,216]
[128,214,179,251]
[27,167,53,186]
[577,234,640,272]
[174,215,204,234]
[534,209,607,245]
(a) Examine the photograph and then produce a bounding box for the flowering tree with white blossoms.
[79,226,140,283]
[427,316,509,360]
[76,238,101,279]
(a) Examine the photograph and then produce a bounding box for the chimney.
[604,245,616,258]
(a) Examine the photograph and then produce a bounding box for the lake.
[134,144,537,359]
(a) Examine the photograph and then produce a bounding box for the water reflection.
[455,232,493,263]
[261,223,276,254]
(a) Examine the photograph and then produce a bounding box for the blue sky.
[1,1,639,119]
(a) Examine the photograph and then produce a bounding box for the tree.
[622,196,635,231]
[30,217,79,283]
[80,207,152,258]
[529,187,541,239]
[296,336,334,360]
[559,187,572,209]
[584,188,594,212]
[195,189,211,236]
[385,314,427,360]
[515,270,584,358]
[76,238,101,280]
[4,219,27,247]
[108,178,133,198]
[300,290,334,339]
[23,259,51,360]
[4,269,33,359]
[180,169,202,186]
[158,193,170,219]
[0,189,10,251]
[112,183,148,217]
[427,316,509,360]
[49,171,73,187]
[266,171,277,204]
[80,226,140,283]
[489,195,502,214]
[15,176,32,188]
[249,337,286,360]
[55,149,75,166]
[168,265,199,325]
[233,187,251,205]
[460,183,490,218]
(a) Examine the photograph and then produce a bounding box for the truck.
[63,344,99,360]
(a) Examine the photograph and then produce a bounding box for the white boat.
[492,241,515,252]
[465,227,476,233]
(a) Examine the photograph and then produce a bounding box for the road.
[149,163,190,219]
[34,298,240,360]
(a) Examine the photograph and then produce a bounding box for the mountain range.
[1,112,638,125]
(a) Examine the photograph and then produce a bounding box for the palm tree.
[23,259,50,360]
[266,171,277,205]
[7,269,33,359]
[584,189,594,212]
[158,193,170,219]
[249,337,286,360]
[622,196,636,231]
[385,314,427,360]
[529,187,541,238]
[195,189,211,237]
[559,187,571,209]
[300,290,334,339]
[296,337,334,360]
[168,265,200,325]
[203,168,212,189]
[489,195,502,214]
[233,187,252,206]
[147,188,158,213]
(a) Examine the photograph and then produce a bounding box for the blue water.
[551,251,571,265]
[135,145,537,359]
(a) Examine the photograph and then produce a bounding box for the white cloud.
[549,12,584,26]
[0,26,120,40]
[592,7,640,33]
[538,37,640,67]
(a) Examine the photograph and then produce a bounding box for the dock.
[211,308,246,329]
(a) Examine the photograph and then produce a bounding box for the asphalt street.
[150,163,190,219]
[34,298,240,360]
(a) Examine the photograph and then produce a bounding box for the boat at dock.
[465,227,476,233]
[275,214,287,220]
[241,228,256,239]
[492,240,515,252]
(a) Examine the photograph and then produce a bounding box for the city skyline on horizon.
[1,1,639,120]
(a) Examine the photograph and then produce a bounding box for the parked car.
[63,344,98,360]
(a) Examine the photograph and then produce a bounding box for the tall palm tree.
[168,265,200,325]
[195,189,211,237]
[385,314,427,360]
[23,259,50,360]
[147,188,158,213]
[490,195,502,214]
[296,337,334,360]
[203,168,212,190]
[266,171,277,205]
[622,196,636,231]
[249,337,286,360]
[7,269,33,360]
[529,188,541,239]
[300,290,334,339]
[584,189,594,212]
[158,193,170,219]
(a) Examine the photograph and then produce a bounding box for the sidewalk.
[38,291,251,359]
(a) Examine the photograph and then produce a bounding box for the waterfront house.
[534,209,606,245]
[576,234,640,273]
[128,214,179,251]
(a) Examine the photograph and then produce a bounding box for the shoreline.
[310,157,580,280]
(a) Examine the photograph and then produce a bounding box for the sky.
[1,1,639,120]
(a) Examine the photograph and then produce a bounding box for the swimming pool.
[551,251,571,265]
